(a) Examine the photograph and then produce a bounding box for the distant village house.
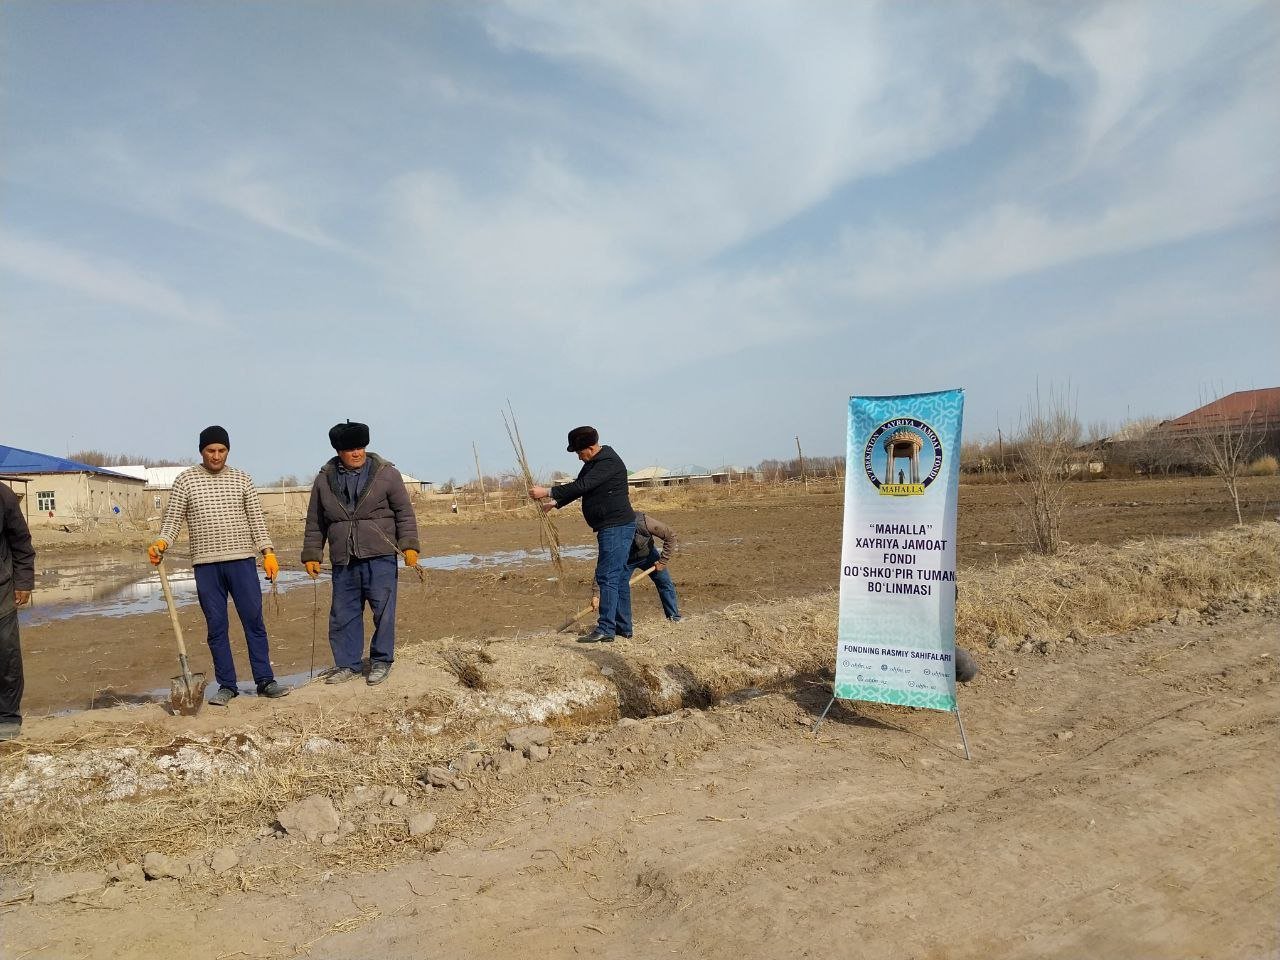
[0,445,148,527]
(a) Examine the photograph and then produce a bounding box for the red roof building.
[1160,388,1280,436]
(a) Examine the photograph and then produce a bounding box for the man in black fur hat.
[302,421,421,685]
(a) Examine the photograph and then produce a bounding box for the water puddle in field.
[21,546,593,626]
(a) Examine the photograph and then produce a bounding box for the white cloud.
[366,1,1277,367]
[0,229,223,328]
[4,1,1276,389]
[202,155,348,253]
[838,70,1280,303]
[374,2,1051,355]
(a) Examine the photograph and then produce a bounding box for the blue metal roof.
[0,444,139,479]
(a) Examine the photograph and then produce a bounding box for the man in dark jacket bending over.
[303,421,421,685]
[530,426,636,643]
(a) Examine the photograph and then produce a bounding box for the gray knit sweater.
[159,466,273,565]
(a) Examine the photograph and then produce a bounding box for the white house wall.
[19,473,148,527]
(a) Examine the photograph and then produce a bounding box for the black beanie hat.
[329,420,370,451]
[199,425,230,451]
[566,425,599,452]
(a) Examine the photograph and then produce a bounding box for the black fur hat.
[329,420,370,451]
[566,426,599,452]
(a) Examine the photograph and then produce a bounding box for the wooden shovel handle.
[556,566,656,633]
[157,560,191,661]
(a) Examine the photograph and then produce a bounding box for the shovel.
[157,559,207,714]
[556,566,656,633]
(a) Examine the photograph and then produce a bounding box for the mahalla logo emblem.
[862,417,943,497]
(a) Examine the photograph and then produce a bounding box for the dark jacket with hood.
[0,485,35,619]
[550,445,635,532]
[301,452,420,567]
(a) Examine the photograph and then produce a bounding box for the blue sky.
[2,1,1277,484]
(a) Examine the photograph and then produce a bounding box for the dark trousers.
[595,521,636,637]
[194,558,274,690]
[630,546,680,619]
[0,609,22,725]
[329,555,399,671]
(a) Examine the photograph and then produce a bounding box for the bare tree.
[1192,394,1264,526]
[70,450,191,468]
[1009,384,1080,555]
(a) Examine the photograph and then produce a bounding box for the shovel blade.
[169,672,208,716]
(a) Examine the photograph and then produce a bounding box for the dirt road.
[3,596,1276,960]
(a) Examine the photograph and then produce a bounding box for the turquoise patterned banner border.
[833,682,957,712]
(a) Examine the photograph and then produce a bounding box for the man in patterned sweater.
[148,425,288,705]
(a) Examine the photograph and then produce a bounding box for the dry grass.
[0,704,459,878]
[956,523,1278,641]
[439,649,490,690]
[631,477,842,512]
[1248,454,1279,477]
[2,523,1276,884]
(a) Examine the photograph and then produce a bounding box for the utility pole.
[795,436,808,493]
[992,409,1003,475]
[472,442,487,514]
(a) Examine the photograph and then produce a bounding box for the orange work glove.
[262,551,280,581]
[304,561,322,579]
[148,539,168,565]
[403,549,420,568]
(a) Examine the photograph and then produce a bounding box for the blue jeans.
[194,558,274,689]
[595,521,636,637]
[329,555,399,671]
[630,546,680,619]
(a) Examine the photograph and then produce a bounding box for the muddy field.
[2,477,1278,960]
[16,476,1280,716]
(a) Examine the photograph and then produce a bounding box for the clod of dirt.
[277,795,340,841]
[209,849,239,875]
[506,725,554,756]
[408,813,437,837]
[493,750,527,775]
[380,787,411,807]
[422,766,456,788]
[107,860,144,885]
[143,852,186,880]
